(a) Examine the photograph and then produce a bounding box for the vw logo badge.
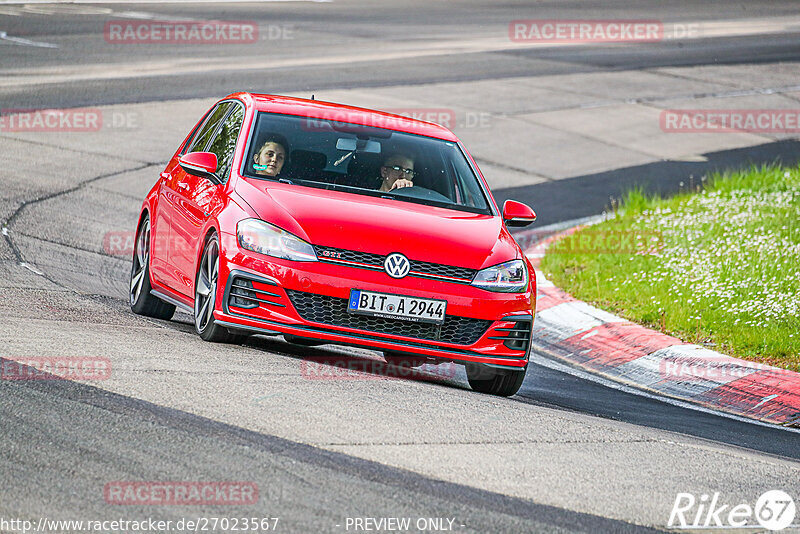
[384,253,411,279]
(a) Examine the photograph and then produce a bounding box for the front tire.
[194,233,241,343]
[466,364,527,397]
[130,215,175,320]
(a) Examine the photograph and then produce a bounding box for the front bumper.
[215,232,535,369]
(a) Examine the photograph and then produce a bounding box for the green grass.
[540,165,800,371]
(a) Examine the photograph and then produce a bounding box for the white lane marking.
[0,0,331,4]
[753,394,780,410]
[0,1,329,17]
[0,30,58,48]
[0,39,556,88]
[16,4,112,15]
[528,349,800,434]
[112,11,164,20]
[611,347,756,400]
[1,227,8,236]
[20,262,44,276]
[2,13,800,87]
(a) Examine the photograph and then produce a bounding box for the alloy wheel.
[195,237,219,333]
[130,219,150,305]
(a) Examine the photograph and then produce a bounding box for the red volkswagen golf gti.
[130,93,537,396]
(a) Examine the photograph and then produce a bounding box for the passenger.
[253,134,288,177]
[378,154,416,192]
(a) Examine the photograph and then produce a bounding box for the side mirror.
[502,200,537,227]
[179,152,220,184]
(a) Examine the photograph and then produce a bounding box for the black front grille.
[314,245,384,267]
[409,259,475,281]
[313,245,476,282]
[286,289,490,345]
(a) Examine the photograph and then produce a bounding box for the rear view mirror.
[179,152,220,184]
[502,200,537,227]
[336,138,357,151]
[335,138,381,154]
[360,140,381,153]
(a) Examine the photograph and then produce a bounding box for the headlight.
[471,259,528,292]
[236,219,317,262]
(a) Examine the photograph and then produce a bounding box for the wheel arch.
[193,222,223,287]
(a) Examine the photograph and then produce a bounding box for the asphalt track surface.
[2,2,800,532]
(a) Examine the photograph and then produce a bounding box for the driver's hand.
[389,179,414,191]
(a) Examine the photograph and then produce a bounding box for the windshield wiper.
[333,150,354,167]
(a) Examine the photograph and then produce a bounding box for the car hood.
[235,179,519,269]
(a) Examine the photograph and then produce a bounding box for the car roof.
[226,92,459,142]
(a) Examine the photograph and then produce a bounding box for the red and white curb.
[518,220,800,427]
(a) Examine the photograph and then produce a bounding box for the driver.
[253,134,288,177]
[378,154,415,192]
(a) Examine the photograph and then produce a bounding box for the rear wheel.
[130,216,175,320]
[194,233,242,343]
[466,363,527,397]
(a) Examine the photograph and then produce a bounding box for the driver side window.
[207,104,245,182]
[185,102,233,154]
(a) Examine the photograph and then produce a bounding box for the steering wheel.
[389,185,451,203]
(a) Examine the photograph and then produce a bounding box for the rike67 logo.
[668,490,796,531]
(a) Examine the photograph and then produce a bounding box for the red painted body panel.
[235,177,519,270]
[139,93,536,369]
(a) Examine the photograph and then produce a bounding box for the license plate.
[347,289,447,325]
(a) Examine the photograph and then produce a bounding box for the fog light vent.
[489,319,532,352]
[229,277,258,309]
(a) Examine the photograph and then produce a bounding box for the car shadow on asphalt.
[241,333,473,391]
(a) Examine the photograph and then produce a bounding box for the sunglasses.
[383,165,416,178]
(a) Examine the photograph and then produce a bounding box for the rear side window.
[186,102,233,154]
[207,104,245,181]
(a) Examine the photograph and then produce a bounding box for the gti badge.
[384,253,411,279]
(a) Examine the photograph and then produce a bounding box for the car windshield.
[242,112,492,214]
